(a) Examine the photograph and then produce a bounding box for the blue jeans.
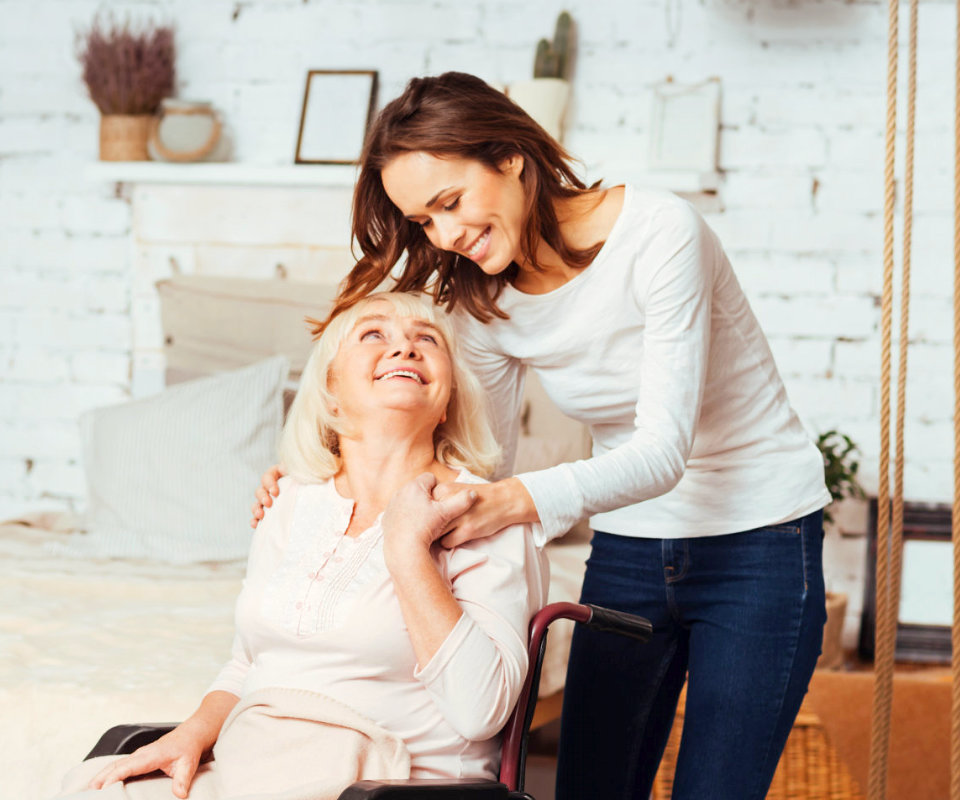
[555,511,826,800]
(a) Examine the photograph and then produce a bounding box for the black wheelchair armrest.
[337,779,512,799]
[85,723,178,760]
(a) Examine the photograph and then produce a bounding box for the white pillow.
[77,356,289,563]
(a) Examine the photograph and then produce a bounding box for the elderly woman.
[57,291,548,800]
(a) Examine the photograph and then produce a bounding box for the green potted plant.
[76,15,175,161]
[815,430,867,669]
[817,430,867,526]
[507,11,574,142]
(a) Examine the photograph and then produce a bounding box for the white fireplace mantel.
[85,162,360,187]
[94,164,360,398]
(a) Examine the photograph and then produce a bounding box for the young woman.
[254,72,830,800]
[58,292,547,799]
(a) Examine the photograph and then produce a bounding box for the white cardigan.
[453,184,831,543]
[208,472,548,781]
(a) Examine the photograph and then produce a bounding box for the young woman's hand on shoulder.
[250,463,286,528]
[437,477,539,548]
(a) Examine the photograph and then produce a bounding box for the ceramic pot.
[817,591,848,670]
[506,78,570,142]
[148,100,224,163]
[99,114,152,161]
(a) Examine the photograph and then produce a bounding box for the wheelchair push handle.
[584,604,653,642]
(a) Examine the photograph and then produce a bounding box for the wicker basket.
[99,114,152,161]
[652,690,865,800]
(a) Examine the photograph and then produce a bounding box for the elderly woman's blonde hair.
[280,292,501,482]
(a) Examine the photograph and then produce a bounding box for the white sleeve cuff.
[516,464,585,543]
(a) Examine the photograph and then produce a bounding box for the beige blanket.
[56,687,410,800]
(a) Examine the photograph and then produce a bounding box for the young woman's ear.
[501,154,524,177]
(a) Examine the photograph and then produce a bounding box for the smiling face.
[380,152,527,276]
[328,299,453,436]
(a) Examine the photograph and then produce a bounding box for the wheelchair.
[86,601,652,799]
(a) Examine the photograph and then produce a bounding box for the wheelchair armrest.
[337,778,511,799]
[85,723,178,760]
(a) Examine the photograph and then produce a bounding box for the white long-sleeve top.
[453,184,831,543]
[208,471,549,780]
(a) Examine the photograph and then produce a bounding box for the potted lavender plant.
[76,15,175,161]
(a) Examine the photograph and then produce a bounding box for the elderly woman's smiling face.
[328,299,453,433]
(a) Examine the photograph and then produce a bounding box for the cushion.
[157,275,340,385]
[77,356,289,563]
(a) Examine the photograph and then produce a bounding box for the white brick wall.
[1,0,956,640]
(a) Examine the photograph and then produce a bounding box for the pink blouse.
[208,472,549,780]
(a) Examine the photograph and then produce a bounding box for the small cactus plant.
[534,11,572,80]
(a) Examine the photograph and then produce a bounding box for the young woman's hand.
[250,464,286,528]
[87,723,207,799]
[437,477,539,548]
[382,473,478,569]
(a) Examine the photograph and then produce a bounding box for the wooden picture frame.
[858,498,952,664]
[294,70,378,165]
[648,77,721,174]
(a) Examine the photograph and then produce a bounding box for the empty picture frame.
[295,70,378,165]
[648,77,721,174]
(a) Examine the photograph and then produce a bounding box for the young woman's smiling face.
[329,300,453,432]
[380,152,526,276]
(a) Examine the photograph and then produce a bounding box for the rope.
[952,0,960,792]
[890,0,918,695]
[867,0,903,792]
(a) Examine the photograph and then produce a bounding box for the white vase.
[506,78,571,143]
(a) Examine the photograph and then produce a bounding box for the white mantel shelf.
[85,161,359,187]
[86,161,720,194]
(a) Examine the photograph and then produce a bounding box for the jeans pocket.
[763,521,802,535]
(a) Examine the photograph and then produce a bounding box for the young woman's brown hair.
[322,72,602,333]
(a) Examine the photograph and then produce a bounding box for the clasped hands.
[252,467,538,548]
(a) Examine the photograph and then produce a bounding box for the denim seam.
[622,635,680,800]
[799,518,809,592]
[662,541,684,622]
[745,524,808,800]
[671,539,691,583]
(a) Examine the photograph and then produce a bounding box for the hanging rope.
[868,0,916,793]
[866,0,897,786]
[893,0,917,661]
[952,0,960,793]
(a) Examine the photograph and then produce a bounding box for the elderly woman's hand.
[87,723,207,799]
[382,473,478,569]
[88,691,236,798]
